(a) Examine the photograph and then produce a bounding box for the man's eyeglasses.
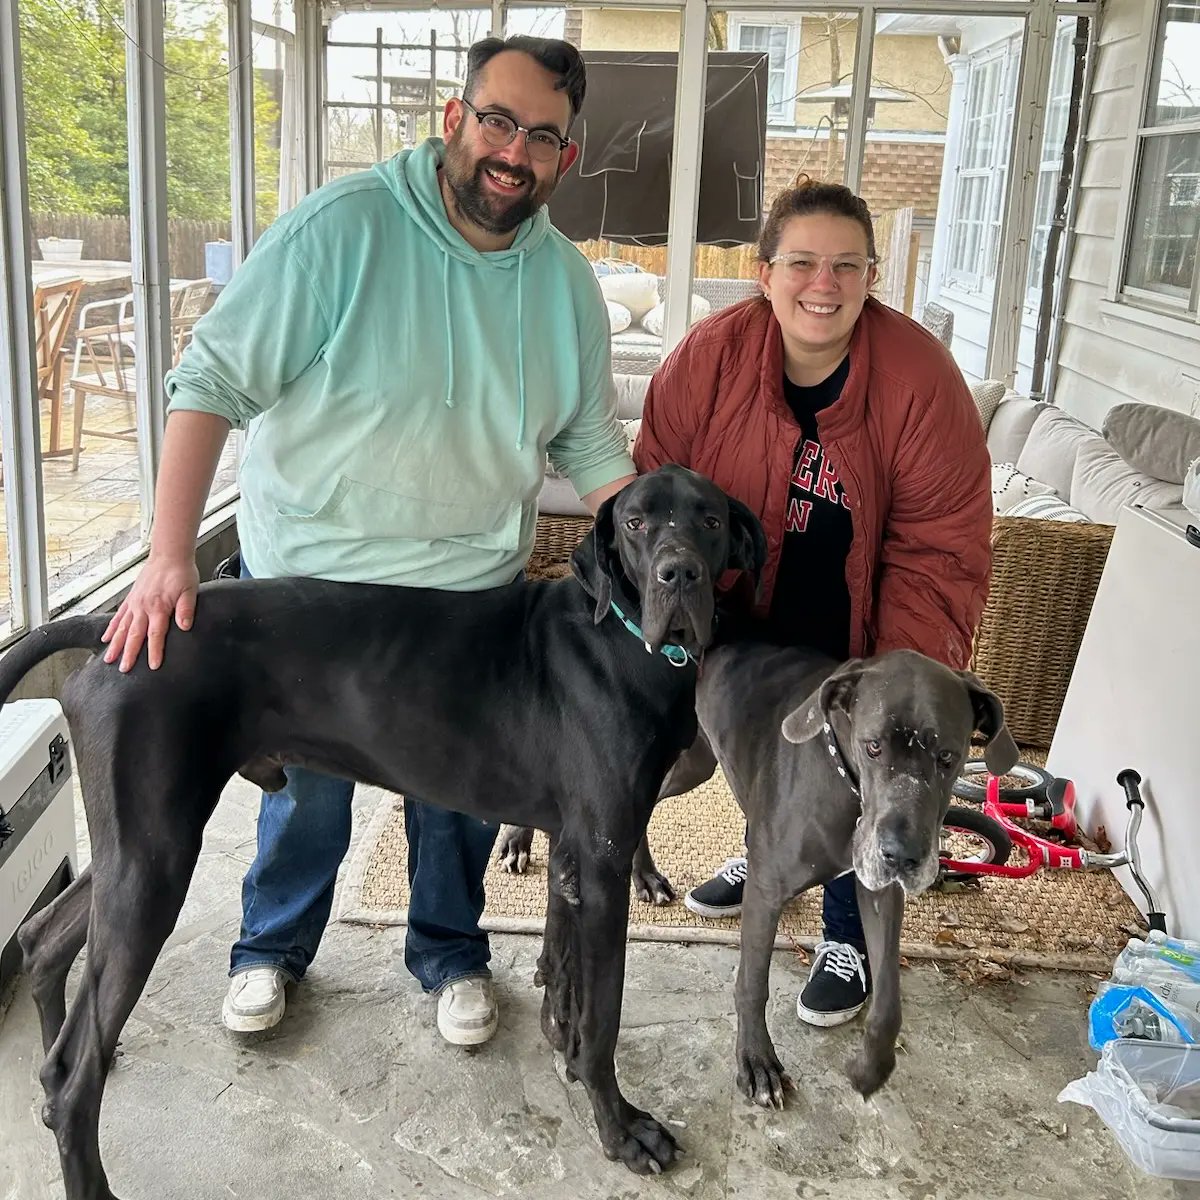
[461,99,570,163]
[767,252,876,282]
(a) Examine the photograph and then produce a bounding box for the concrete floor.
[2,775,1198,1200]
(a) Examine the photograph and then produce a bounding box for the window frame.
[945,36,1021,293]
[727,12,802,129]
[1111,0,1200,326]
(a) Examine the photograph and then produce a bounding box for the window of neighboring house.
[1026,21,1076,298]
[1120,0,1200,318]
[729,15,801,127]
[947,37,1020,291]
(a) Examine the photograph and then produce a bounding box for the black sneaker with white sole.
[684,857,748,918]
[797,940,871,1027]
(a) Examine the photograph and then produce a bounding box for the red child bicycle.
[937,765,1167,933]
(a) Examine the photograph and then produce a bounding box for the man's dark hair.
[463,36,587,126]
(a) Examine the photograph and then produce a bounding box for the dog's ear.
[781,658,867,744]
[958,669,1020,775]
[570,495,617,625]
[726,496,768,597]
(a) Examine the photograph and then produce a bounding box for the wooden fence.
[30,213,230,280]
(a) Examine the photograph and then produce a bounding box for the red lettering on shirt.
[813,455,841,502]
[791,440,820,491]
[785,498,813,533]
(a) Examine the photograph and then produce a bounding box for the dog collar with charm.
[823,721,861,798]
[608,600,695,668]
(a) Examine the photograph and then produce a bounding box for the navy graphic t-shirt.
[766,355,854,659]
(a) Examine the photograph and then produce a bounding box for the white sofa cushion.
[1069,440,1185,525]
[991,462,1056,515]
[640,294,712,337]
[605,300,632,334]
[613,372,650,420]
[986,395,1047,466]
[970,380,1007,432]
[1102,402,1200,484]
[1015,407,1101,502]
[598,272,660,321]
[1006,494,1092,523]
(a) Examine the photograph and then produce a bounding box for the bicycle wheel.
[940,805,1013,868]
[953,760,1053,804]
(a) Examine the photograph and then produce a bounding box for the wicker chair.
[532,509,1116,751]
[970,515,1115,750]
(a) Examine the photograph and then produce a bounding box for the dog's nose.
[655,554,703,590]
[878,832,922,873]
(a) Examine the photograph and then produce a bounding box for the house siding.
[1054,0,1200,427]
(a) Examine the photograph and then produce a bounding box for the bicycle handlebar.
[1117,768,1144,810]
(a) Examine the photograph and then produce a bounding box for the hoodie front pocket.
[273,474,520,549]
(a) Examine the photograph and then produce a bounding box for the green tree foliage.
[20,0,280,225]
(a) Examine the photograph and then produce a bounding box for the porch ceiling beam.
[0,1,47,633]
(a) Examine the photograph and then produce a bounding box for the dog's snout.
[655,553,703,590]
[877,830,922,874]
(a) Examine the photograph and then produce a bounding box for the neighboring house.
[574,6,949,312]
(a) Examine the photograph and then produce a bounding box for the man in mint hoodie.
[99,36,636,1046]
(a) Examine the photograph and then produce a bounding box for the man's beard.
[443,134,557,236]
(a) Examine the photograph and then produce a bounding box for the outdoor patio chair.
[33,275,85,464]
[65,304,205,470]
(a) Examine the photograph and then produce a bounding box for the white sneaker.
[222,967,289,1032]
[437,975,498,1046]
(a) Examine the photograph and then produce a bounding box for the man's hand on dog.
[102,555,200,672]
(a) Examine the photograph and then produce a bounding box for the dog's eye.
[865,739,882,758]
[625,517,645,531]
[937,750,956,767]
[703,515,722,529]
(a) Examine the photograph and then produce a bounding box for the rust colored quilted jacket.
[632,295,992,669]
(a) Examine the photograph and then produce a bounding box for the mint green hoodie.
[165,138,632,589]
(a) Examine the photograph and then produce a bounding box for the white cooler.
[0,698,77,992]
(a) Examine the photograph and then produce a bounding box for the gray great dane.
[500,641,1018,1105]
[3,464,766,1199]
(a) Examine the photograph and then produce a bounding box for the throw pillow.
[1069,440,1184,525]
[605,300,632,334]
[991,462,1056,515]
[1015,406,1100,502]
[1005,494,1092,523]
[970,380,1006,432]
[1102,403,1200,484]
[640,294,713,337]
[599,272,660,322]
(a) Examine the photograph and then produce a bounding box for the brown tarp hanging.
[549,51,769,248]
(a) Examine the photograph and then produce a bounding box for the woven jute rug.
[337,750,1146,974]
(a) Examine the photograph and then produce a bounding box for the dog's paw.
[736,1042,792,1110]
[495,824,535,874]
[602,1105,683,1175]
[845,1045,896,1099]
[632,865,676,906]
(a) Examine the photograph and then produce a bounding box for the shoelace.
[717,857,748,885]
[815,941,866,985]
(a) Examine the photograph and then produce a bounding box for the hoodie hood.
[373,138,546,446]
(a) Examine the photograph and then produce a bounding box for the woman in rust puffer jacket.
[633,177,992,1027]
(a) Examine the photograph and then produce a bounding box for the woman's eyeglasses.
[768,252,876,282]
[461,99,570,163]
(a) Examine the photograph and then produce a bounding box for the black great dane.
[3,464,766,1199]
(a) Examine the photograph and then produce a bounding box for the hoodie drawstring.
[515,250,526,451]
[442,250,455,407]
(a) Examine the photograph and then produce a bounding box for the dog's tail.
[0,616,109,709]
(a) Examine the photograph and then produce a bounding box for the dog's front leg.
[845,879,904,1098]
[560,836,681,1174]
[733,871,790,1108]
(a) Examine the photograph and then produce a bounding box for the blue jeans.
[822,872,866,955]
[229,559,499,992]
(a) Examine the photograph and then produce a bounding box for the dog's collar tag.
[608,600,694,668]
[823,721,861,798]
